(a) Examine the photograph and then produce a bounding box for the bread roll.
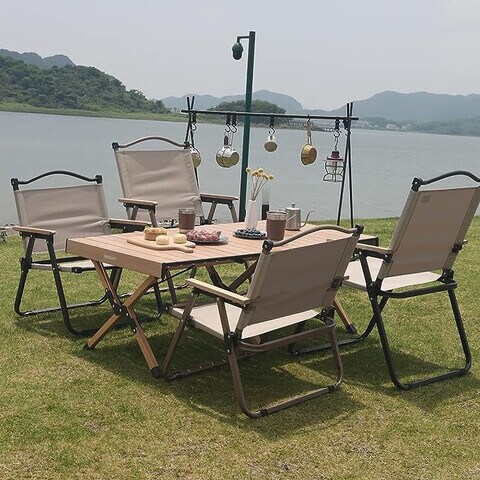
[155,235,169,245]
[173,233,187,244]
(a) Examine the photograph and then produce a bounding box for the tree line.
[0,56,168,113]
[0,55,288,121]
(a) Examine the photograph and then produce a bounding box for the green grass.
[1,218,479,479]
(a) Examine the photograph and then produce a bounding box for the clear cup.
[266,211,287,241]
[178,208,196,233]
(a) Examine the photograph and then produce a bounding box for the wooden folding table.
[66,222,377,377]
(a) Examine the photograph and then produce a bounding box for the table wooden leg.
[84,261,162,377]
[333,297,357,334]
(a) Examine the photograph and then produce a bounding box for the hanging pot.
[190,147,202,168]
[300,121,317,165]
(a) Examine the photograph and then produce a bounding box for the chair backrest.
[12,171,111,254]
[113,142,204,222]
[236,226,361,332]
[378,173,480,279]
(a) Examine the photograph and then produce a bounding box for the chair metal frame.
[11,170,150,336]
[162,224,363,418]
[291,170,480,390]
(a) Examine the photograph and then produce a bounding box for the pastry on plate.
[144,226,168,241]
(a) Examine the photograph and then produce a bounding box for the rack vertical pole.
[238,31,256,221]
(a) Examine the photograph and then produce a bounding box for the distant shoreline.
[1,103,478,138]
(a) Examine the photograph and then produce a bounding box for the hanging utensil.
[300,120,317,165]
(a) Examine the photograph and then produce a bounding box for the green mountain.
[0,55,167,113]
[162,90,304,113]
[308,90,480,122]
[0,48,75,69]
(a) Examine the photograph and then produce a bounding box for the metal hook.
[269,115,275,135]
[225,114,231,133]
[333,130,340,150]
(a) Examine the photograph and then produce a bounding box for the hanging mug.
[264,128,278,152]
[301,121,317,165]
[216,133,239,168]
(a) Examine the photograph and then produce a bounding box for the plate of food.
[186,229,228,244]
[233,228,267,240]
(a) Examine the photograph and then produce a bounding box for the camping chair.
[11,170,150,336]
[327,171,479,390]
[162,224,363,418]
[112,136,238,227]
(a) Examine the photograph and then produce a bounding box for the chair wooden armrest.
[200,192,239,203]
[200,193,239,223]
[355,243,394,255]
[185,278,250,307]
[118,197,158,208]
[108,218,151,230]
[13,225,56,236]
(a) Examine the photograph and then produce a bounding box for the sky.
[2,0,480,110]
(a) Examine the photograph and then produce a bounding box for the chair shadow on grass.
[13,294,163,340]
[73,323,366,436]
[332,338,480,410]
[16,297,479,430]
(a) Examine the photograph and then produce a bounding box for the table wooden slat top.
[66,222,374,278]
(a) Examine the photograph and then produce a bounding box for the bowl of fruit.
[233,228,267,240]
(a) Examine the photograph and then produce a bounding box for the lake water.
[1,111,479,225]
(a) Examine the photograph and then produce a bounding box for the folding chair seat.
[339,171,479,390]
[112,136,238,227]
[162,224,363,418]
[11,170,149,336]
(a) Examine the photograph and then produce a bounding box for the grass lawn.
[0,218,479,479]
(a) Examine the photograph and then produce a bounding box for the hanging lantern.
[323,120,344,182]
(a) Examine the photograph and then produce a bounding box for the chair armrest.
[108,218,151,231]
[13,225,56,236]
[200,193,239,203]
[185,278,250,307]
[355,243,394,255]
[118,197,158,208]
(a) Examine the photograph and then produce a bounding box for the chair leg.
[14,237,118,336]
[228,327,344,418]
[228,201,238,223]
[162,291,200,379]
[373,288,472,390]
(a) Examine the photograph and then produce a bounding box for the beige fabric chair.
[342,171,480,389]
[112,136,238,226]
[11,170,148,336]
[162,224,363,418]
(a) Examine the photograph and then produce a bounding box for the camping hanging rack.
[182,99,358,227]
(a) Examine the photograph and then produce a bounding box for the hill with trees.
[0,48,75,69]
[213,99,286,124]
[0,55,168,114]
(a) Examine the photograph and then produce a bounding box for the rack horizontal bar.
[181,109,359,122]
